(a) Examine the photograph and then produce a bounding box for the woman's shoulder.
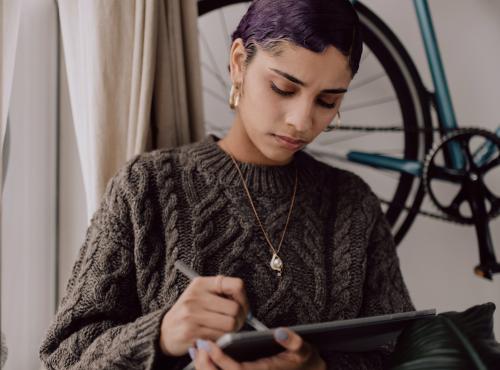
[300,151,383,220]
[107,138,209,199]
[301,151,382,212]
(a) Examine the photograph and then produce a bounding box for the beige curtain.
[57,0,205,219]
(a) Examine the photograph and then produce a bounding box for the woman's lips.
[272,134,306,151]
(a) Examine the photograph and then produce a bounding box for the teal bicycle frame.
[348,0,497,175]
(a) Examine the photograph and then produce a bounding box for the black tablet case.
[183,309,436,369]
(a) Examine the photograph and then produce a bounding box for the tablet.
[183,309,435,369]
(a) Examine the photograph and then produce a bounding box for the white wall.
[57,0,500,343]
[1,1,58,369]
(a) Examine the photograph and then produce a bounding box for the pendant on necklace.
[270,253,283,277]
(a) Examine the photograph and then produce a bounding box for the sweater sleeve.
[39,165,169,369]
[321,194,415,370]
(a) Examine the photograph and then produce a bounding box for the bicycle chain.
[337,125,456,133]
[378,198,468,225]
[335,125,499,225]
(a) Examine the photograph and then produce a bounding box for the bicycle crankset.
[423,128,500,279]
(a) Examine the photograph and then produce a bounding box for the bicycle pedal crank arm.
[467,180,500,280]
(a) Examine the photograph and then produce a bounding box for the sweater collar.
[190,134,317,194]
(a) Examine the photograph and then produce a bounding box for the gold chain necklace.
[227,152,298,277]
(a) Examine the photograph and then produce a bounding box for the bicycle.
[196,0,500,279]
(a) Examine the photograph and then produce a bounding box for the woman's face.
[230,39,353,164]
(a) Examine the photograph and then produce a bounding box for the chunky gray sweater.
[40,135,414,369]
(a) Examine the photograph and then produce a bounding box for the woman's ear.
[229,38,247,85]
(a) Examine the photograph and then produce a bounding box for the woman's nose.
[285,100,313,132]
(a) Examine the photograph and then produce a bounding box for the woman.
[40,0,414,369]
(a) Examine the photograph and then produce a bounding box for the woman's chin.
[260,146,295,165]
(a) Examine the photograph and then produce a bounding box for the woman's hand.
[159,276,250,357]
[192,327,327,370]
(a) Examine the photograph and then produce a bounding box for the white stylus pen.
[174,260,268,331]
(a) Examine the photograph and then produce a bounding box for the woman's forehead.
[253,43,352,86]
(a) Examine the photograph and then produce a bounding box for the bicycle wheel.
[197,0,433,245]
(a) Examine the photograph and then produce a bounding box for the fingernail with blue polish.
[247,312,253,320]
[274,328,288,341]
[188,346,197,360]
[196,339,211,353]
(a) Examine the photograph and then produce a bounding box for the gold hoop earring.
[229,84,240,109]
[324,112,341,132]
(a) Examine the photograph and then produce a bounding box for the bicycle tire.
[354,2,433,244]
[197,0,433,245]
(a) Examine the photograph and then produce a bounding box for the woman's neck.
[217,120,293,166]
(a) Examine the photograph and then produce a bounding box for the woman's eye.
[317,99,336,109]
[270,82,337,109]
[270,82,294,96]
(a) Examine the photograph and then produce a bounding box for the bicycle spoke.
[428,165,464,183]
[205,120,227,131]
[219,9,230,52]
[200,32,229,95]
[350,72,387,91]
[319,131,373,145]
[377,148,407,154]
[360,50,371,65]
[342,96,396,112]
[306,150,351,163]
[367,168,401,180]
[202,62,228,92]
[203,86,228,105]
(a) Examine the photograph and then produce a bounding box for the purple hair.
[232,0,362,75]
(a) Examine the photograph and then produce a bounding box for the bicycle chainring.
[423,128,500,224]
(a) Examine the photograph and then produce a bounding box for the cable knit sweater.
[40,134,414,370]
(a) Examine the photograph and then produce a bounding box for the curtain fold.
[152,0,205,148]
[57,0,205,219]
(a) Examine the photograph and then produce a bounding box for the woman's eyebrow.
[269,67,348,94]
